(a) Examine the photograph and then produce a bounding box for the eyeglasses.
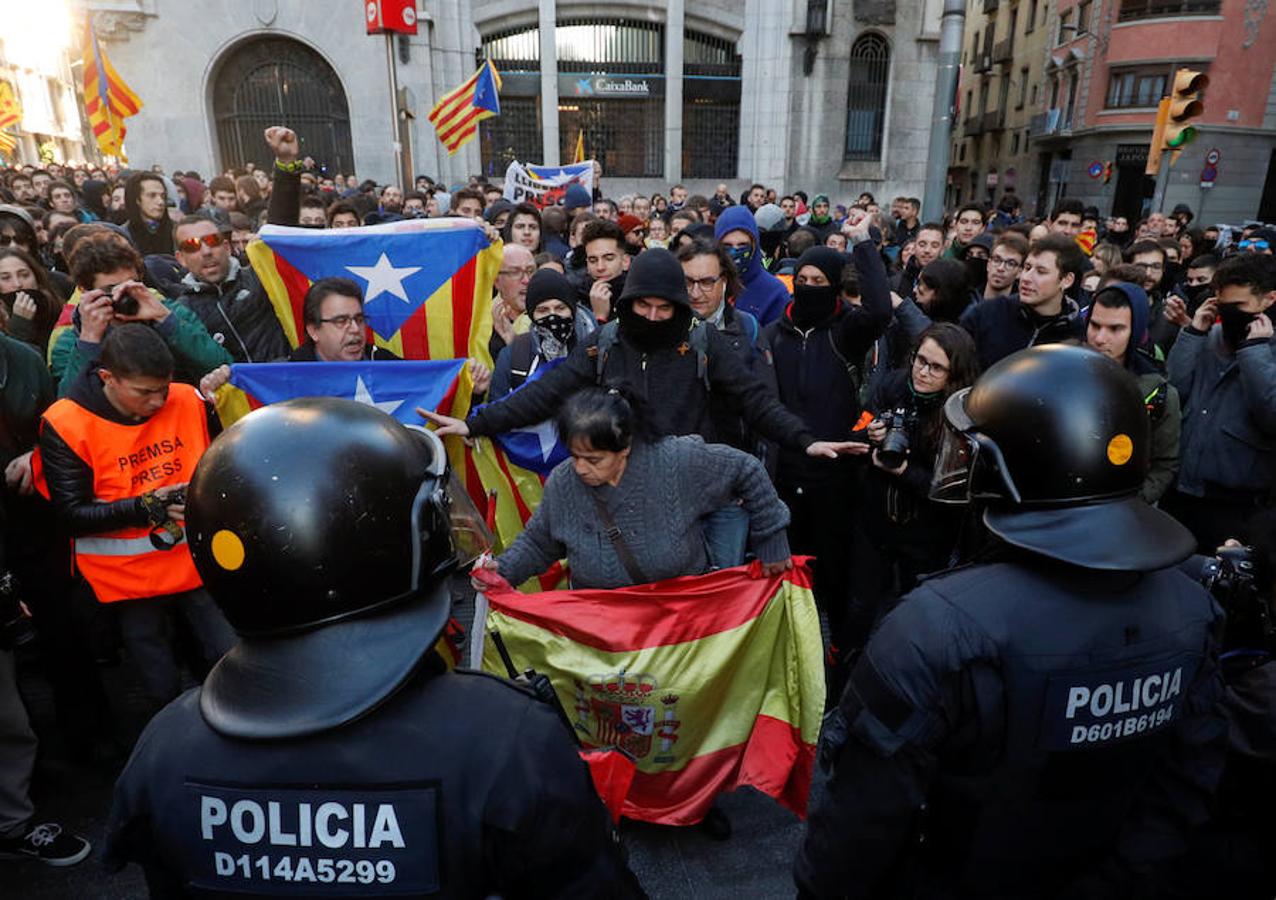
[1240,240,1271,251]
[988,255,1021,270]
[911,352,950,376]
[685,275,722,294]
[318,313,367,329]
[1132,261,1164,272]
[498,266,536,279]
[177,233,227,253]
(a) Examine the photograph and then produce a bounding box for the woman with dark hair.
[0,246,64,351]
[80,178,112,222]
[235,175,265,222]
[502,202,544,253]
[850,322,981,642]
[472,387,792,591]
[915,258,971,324]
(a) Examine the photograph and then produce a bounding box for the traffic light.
[1145,68,1208,175]
[1164,68,1208,155]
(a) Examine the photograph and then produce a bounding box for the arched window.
[212,38,353,173]
[844,34,890,161]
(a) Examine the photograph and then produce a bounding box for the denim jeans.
[702,502,750,570]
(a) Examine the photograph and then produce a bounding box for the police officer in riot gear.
[104,398,643,898]
[795,345,1228,900]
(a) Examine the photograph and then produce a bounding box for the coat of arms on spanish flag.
[474,561,825,825]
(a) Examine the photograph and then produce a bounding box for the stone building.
[90,0,947,203]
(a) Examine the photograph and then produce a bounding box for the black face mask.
[964,256,989,294]
[791,284,839,328]
[533,312,574,346]
[619,303,690,353]
[1183,282,1212,311]
[1217,303,1261,348]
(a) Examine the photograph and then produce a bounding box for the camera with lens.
[875,406,915,470]
[100,282,140,316]
[0,570,35,650]
[140,487,186,551]
[1197,545,1274,671]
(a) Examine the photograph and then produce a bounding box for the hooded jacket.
[468,250,815,451]
[1085,283,1181,503]
[714,206,790,327]
[764,240,893,487]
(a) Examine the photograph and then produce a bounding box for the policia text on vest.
[1049,656,1192,748]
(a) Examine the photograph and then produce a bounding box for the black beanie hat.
[794,246,846,286]
[525,268,577,317]
[618,248,690,308]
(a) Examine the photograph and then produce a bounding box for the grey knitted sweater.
[497,436,791,589]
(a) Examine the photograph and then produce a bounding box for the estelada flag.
[234,218,502,504]
[476,561,825,825]
[224,359,466,425]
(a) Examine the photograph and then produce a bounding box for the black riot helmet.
[931,344,1194,571]
[187,398,490,740]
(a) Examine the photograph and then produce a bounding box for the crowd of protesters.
[2,122,1276,875]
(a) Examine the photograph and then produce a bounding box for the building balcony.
[993,38,1014,63]
[964,116,985,137]
[1029,108,1063,137]
[973,52,993,73]
[982,109,1005,131]
[983,0,1000,13]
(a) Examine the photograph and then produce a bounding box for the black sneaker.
[0,822,91,866]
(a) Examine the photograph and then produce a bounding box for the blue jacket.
[714,206,790,326]
[1168,324,1276,498]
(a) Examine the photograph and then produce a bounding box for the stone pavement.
[7,577,816,898]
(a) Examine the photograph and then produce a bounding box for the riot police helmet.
[931,344,1194,570]
[187,397,490,739]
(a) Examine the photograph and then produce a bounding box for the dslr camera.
[1196,545,1274,670]
[141,487,186,551]
[100,282,140,316]
[875,407,915,470]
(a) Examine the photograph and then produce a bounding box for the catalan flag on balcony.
[429,59,502,155]
[474,561,826,825]
[81,20,143,160]
[0,81,21,157]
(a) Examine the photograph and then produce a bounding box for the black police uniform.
[102,398,644,899]
[105,655,640,899]
[796,346,1229,900]
[795,559,1226,899]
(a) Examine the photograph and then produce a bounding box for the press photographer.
[849,323,981,646]
[33,323,233,715]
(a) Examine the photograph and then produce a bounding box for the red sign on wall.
[365,0,418,35]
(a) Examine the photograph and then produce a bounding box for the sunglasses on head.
[177,233,227,253]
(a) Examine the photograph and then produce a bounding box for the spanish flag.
[429,60,501,155]
[81,19,143,159]
[477,561,825,825]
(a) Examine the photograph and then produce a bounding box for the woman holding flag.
[472,387,792,592]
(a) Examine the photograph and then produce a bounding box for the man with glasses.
[289,277,397,362]
[982,233,1027,301]
[490,244,536,362]
[174,213,289,363]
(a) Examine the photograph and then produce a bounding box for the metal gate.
[212,38,354,175]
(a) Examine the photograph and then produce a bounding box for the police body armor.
[106,658,633,899]
[903,561,1222,895]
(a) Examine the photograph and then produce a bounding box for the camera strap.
[588,491,649,585]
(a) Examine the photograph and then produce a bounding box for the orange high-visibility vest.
[33,384,209,603]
